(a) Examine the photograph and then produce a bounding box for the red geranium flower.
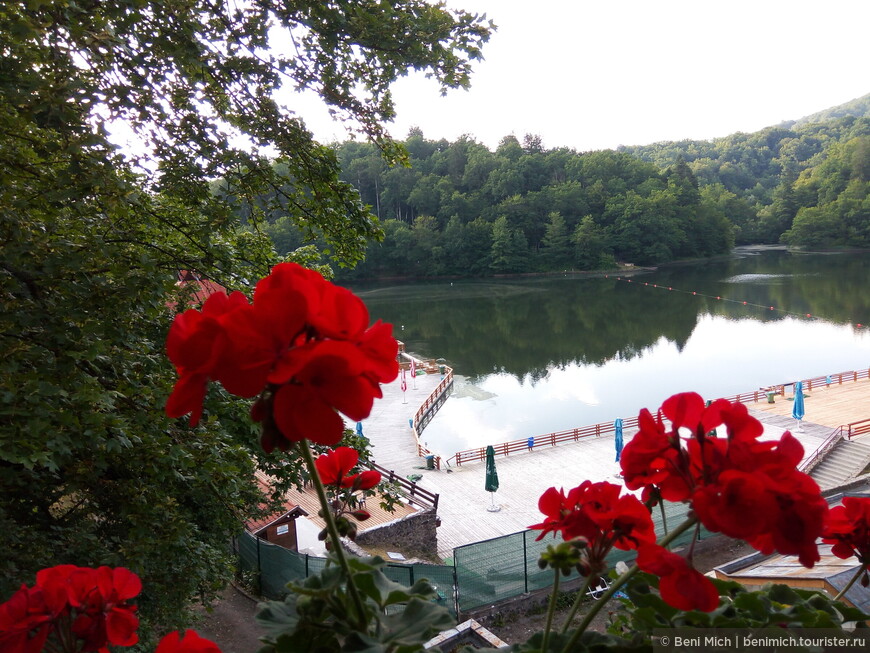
[315,447,381,490]
[156,629,222,653]
[262,340,388,447]
[63,566,141,651]
[530,481,656,574]
[637,544,720,612]
[0,584,55,653]
[822,496,870,563]
[165,290,249,424]
[620,392,827,568]
[0,565,141,653]
[166,263,399,450]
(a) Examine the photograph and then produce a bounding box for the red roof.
[245,473,308,534]
[174,270,227,306]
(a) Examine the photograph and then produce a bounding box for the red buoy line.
[604,274,866,330]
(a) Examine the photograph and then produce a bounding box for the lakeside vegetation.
[254,96,870,279]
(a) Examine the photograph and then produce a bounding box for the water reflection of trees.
[355,253,870,382]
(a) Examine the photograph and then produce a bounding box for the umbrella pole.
[487,491,500,512]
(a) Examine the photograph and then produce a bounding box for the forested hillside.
[622,110,870,246]
[259,97,870,280]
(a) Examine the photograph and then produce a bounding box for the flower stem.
[834,564,867,601]
[299,439,368,631]
[558,573,594,634]
[541,569,561,653]
[559,516,699,653]
[659,500,668,535]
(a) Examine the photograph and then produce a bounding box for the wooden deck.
[750,376,870,429]
[283,484,419,531]
[363,368,870,560]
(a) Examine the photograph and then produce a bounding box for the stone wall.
[355,509,439,559]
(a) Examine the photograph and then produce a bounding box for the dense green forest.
[258,94,870,279]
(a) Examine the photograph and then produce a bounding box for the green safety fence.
[235,500,709,617]
[234,532,458,616]
[453,500,707,612]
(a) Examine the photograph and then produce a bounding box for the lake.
[347,248,870,457]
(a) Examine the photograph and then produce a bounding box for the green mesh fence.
[236,499,709,617]
[235,532,458,616]
[454,501,709,612]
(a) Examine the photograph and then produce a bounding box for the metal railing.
[447,417,641,467]
[799,426,845,474]
[400,354,454,469]
[847,418,870,439]
[413,365,454,429]
[445,367,870,467]
[365,460,439,511]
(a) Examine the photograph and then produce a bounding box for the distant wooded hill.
[251,93,870,279]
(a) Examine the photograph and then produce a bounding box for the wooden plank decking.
[363,368,870,560]
[750,376,870,429]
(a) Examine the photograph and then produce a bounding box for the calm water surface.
[348,250,870,457]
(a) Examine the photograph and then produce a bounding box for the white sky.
[293,0,870,153]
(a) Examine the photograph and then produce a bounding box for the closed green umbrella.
[485,445,500,512]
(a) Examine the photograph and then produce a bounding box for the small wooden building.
[245,504,308,552]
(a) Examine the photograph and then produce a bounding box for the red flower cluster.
[165,263,399,449]
[529,481,656,574]
[0,565,141,653]
[0,566,223,653]
[315,447,381,490]
[822,496,870,564]
[620,392,827,568]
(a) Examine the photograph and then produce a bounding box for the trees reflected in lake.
[350,251,870,454]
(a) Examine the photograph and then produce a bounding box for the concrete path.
[365,371,844,560]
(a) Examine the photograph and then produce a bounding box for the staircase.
[809,439,870,490]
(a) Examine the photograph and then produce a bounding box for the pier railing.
[400,353,454,469]
[847,417,870,439]
[446,417,642,467]
[412,363,454,431]
[720,369,870,403]
[365,460,439,511]
[445,367,870,467]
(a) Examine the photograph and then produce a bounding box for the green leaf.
[378,598,456,651]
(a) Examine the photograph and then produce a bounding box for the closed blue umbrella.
[793,381,805,431]
[614,418,624,462]
[356,421,364,437]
